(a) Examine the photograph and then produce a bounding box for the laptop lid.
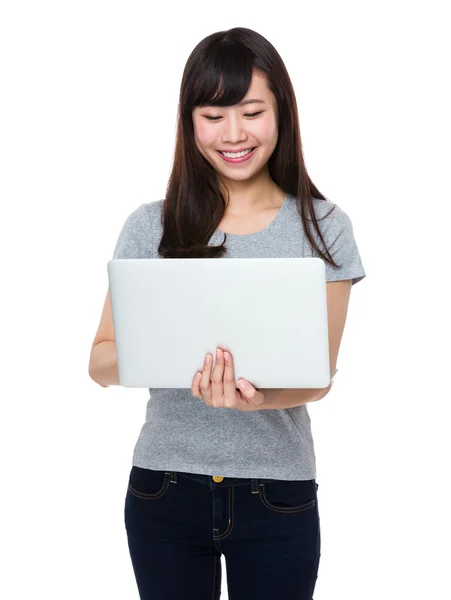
[107,257,332,389]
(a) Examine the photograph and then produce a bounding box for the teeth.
[220,148,254,158]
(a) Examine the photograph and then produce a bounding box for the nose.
[220,113,248,146]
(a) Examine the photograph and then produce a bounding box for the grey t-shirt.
[112,193,366,480]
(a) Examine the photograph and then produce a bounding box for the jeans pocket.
[127,466,171,500]
[258,479,317,513]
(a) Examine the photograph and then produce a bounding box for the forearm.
[258,385,331,410]
[88,341,120,388]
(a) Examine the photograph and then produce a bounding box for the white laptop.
[107,257,337,389]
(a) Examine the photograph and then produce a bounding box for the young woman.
[89,27,366,600]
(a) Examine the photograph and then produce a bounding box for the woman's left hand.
[191,347,265,411]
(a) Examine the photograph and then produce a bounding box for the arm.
[88,289,120,387]
[89,341,119,387]
[257,385,332,410]
[256,279,353,410]
[89,204,152,388]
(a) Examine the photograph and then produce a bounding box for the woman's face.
[192,70,279,182]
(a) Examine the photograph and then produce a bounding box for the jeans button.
[212,476,224,482]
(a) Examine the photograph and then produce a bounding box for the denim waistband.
[165,470,299,492]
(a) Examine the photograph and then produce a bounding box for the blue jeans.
[124,466,321,599]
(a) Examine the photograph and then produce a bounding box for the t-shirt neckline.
[215,192,289,239]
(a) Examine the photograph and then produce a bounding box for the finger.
[238,379,265,405]
[199,353,213,404]
[223,351,238,407]
[191,371,202,398]
[211,348,225,407]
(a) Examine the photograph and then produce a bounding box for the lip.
[216,147,258,163]
[217,146,255,153]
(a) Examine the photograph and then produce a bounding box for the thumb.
[238,380,264,404]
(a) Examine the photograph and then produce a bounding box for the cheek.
[194,120,215,147]
[254,118,278,143]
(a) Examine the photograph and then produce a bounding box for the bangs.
[189,42,256,109]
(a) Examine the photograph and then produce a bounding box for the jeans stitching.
[258,483,317,513]
[214,487,234,539]
[178,472,275,488]
[127,473,170,500]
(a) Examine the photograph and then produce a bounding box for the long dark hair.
[158,27,339,268]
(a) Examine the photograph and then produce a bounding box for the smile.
[217,147,258,163]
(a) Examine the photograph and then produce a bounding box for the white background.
[1,1,450,598]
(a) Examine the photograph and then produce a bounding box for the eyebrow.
[237,98,266,106]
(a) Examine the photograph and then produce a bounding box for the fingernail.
[224,352,230,362]
[239,380,248,388]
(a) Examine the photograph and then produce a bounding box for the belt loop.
[169,471,177,483]
[251,478,259,494]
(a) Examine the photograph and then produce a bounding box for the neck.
[219,173,285,216]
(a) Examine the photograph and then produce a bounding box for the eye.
[204,111,263,121]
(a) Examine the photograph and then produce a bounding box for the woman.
[89,27,366,600]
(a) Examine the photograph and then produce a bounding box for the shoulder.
[121,202,149,228]
[142,198,164,219]
[311,197,354,236]
[286,194,346,221]
[122,199,164,232]
[311,197,347,221]
[286,194,352,232]
[112,199,164,259]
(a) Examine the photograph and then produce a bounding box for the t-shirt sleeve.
[317,204,366,285]
[112,203,152,259]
